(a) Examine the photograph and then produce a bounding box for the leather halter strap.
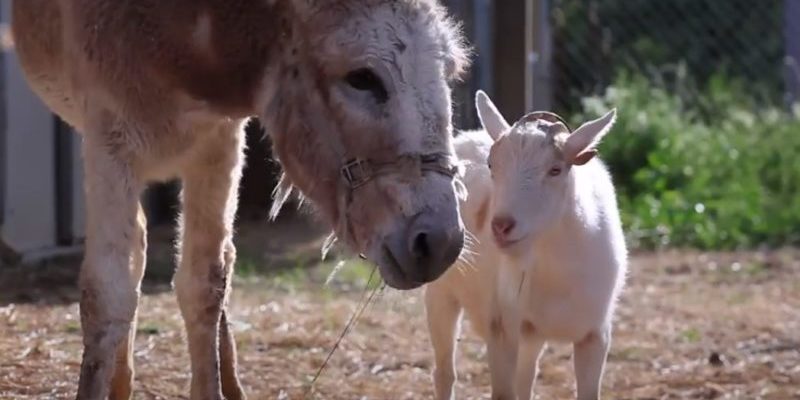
[334,152,459,258]
[341,153,459,189]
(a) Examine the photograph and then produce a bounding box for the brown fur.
[490,315,505,338]
[12,1,469,399]
[520,320,537,338]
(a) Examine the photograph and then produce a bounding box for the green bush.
[573,73,800,250]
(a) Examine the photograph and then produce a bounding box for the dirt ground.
[1,215,798,399]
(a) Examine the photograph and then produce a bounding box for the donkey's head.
[261,0,469,289]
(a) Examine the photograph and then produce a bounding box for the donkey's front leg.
[76,136,143,400]
[174,122,246,400]
[109,205,148,400]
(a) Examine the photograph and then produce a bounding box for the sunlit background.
[1,1,798,399]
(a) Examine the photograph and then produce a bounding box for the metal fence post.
[525,0,534,111]
[492,0,527,120]
[441,0,473,129]
[528,0,553,111]
[473,0,494,97]
[786,0,800,112]
[0,6,6,227]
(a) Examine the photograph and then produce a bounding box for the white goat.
[425,91,627,400]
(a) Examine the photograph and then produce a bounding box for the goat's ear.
[563,109,617,165]
[475,90,510,142]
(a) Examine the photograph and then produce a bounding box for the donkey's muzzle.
[380,212,464,289]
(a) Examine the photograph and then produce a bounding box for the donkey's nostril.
[381,213,463,289]
[406,223,458,281]
[491,215,516,238]
[412,232,431,259]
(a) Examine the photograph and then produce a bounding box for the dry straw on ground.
[1,247,799,399]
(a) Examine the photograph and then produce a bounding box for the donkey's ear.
[475,90,510,142]
[563,109,617,165]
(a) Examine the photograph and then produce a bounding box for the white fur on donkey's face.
[475,90,616,251]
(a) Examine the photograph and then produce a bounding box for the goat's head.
[261,1,470,289]
[475,91,616,253]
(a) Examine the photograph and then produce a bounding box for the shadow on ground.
[0,208,331,306]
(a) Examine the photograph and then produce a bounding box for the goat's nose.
[491,215,516,239]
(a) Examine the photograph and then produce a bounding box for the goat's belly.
[520,295,606,342]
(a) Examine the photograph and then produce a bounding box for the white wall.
[0,2,85,258]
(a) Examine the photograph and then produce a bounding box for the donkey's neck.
[165,0,296,117]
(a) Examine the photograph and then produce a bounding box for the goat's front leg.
[515,336,545,400]
[174,123,246,400]
[424,285,463,400]
[486,306,519,400]
[76,137,143,400]
[573,326,611,400]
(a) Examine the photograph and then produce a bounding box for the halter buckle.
[341,158,373,189]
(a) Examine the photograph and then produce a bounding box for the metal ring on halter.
[340,153,459,190]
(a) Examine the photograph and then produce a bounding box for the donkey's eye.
[548,166,562,176]
[345,68,388,103]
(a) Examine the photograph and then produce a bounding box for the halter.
[337,152,461,248]
[340,153,460,189]
[278,101,463,257]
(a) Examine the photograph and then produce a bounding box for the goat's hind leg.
[76,136,143,400]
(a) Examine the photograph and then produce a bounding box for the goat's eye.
[345,68,388,103]
[548,166,562,176]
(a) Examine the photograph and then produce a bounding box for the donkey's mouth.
[378,245,423,290]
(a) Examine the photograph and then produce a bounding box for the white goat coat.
[500,149,628,342]
[424,127,627,399]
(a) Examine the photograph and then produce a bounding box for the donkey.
[11,1,469,399]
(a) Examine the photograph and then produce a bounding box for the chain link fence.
[546,0,793,114]
[444,0,797,127]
